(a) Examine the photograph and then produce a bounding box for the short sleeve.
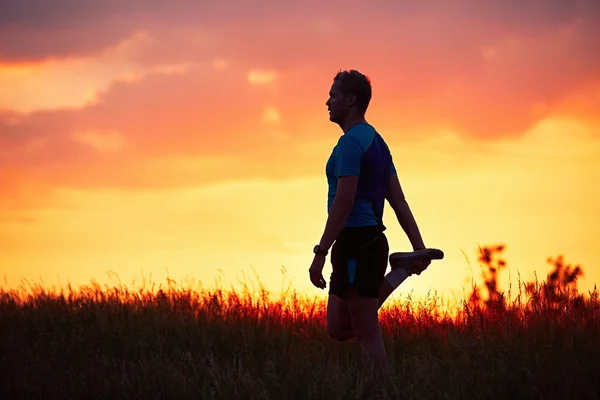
[334,135,364,178]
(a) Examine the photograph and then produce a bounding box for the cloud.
[3,1,598,63]
[262,107,281,123]
[72,130,125,152]
[0,30,196,113]
[0,56,330,200]
[247,70,277,86]
[1,0,599,205]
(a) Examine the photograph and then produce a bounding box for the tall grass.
[1,245,599,399]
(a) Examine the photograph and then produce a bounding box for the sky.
[1,0,599,305]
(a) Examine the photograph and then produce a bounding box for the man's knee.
[327,293,355,342]
[352,320,380,342]
[328,325,355,342]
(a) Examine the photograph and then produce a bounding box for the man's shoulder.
[340,123,376,150]
[346,122,376,137]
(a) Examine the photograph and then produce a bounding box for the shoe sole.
[389,248,444,270]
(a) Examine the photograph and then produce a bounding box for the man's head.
[326,69,372,126]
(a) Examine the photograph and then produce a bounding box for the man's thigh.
[327,294,353,340]
[344,288,381,339]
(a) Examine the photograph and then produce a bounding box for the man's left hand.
[309,254,327,289]
[412,259,431,275]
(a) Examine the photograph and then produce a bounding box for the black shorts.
[328,226,389,299]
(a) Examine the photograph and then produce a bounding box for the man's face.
[325,80,349,125]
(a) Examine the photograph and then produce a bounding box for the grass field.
[1,246,599,399]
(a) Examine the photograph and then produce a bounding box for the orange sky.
[1,1,599,304]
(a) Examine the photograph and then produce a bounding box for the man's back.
[325,122,396,228]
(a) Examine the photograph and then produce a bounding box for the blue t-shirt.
[325,122,397,228]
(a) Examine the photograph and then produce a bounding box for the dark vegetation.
[1,245,598,399]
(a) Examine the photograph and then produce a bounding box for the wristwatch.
[313,244,328,256]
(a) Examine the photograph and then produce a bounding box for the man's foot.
[377,248,444,309]
[388,248,444,270]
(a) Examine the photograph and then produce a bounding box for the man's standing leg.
[326,294,355,341]
[345,288,387,368]
[344,229,389,368]
[326,239,357,341]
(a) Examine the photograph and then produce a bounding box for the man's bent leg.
[378,267,411,308]
[377,249,444,308]
[327,294,355,341]
[346,288,387,368]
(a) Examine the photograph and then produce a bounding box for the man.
[308,69,434,368]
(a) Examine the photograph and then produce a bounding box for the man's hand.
[412,259,431,275]
[309,254,327,289]
[411,246,431,275]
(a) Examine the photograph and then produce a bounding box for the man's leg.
[378,269,410,308]
[345,287,387,368]
[327,274,401,345]
[378,249,444,308]
[327,234,357,342]
[326,294,355,342]
[347,230,390,368]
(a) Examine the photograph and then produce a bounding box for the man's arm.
[386,173,426,250]
[317,176,358,253]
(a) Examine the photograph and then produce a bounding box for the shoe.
[389,248,444,270]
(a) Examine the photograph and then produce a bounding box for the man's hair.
[333,69,372,114]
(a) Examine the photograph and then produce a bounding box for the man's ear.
[347,94,357,107]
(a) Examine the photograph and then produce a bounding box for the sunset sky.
[1,1,599,304]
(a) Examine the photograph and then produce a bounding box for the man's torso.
[326,122,396,228]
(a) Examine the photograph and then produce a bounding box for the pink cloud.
[0,61,329,199]
[1,0,599,203]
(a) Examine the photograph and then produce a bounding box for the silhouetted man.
[309,69,436,368]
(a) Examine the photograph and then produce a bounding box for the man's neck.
[341,115,367,133]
